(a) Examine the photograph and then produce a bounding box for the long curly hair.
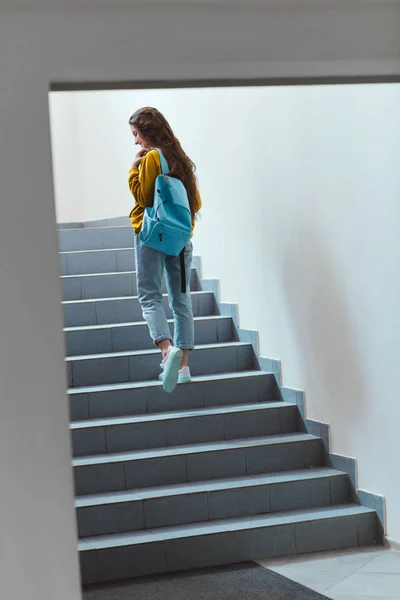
[129,107,201,217]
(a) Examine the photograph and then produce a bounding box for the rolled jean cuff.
[153,334,172,347]
[175,342,195,351]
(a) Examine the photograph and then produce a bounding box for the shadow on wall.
[280,223,365,440]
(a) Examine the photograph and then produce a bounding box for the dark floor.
[83,562,329,600]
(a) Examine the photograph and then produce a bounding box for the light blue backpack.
[139,149,192,258]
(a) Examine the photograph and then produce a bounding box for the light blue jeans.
[135,235,195,350]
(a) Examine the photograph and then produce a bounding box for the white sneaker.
[160,346,183,393]
[177,366,192,384]
[159,365,192,385]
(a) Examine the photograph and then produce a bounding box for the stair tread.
[71,401,287,430]
[68,370,272,395]
[79,503,373,550]
[65,341,250,362]
[62,270,136,279]
[65,315,230,333]
[73,433,318,466]
[60,247,135,255]
[62,290,209,305]
[62,267,196,279]
[76,467,345,507]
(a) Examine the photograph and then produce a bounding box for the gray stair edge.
[65,341,251,363]
[79,503,377,550]
[72,433,320,467]
[75,467,347,506]
[68,370,273,395]
[60,247,135,255]
[62,290,211,305]
[70,401,291,430]
[61,270,136,279]
[61,267,196,279]
[65,314,231,333]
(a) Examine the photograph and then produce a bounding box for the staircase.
[59,222,381,586]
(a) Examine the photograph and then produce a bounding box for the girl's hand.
[132,148,148,169]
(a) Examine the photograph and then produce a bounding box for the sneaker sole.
[162,347,183,393]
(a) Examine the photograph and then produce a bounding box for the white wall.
[192,84,400,542]
[51,83,400,545]
[189,84,400,544]
[191,84,400,545]
[50,89,216,223]
[49,93,84,223]
[0,1,399,599]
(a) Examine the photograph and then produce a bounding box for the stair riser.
[70,374,281,421]
[61,249,135,276]
[67,344,256,388]
[77,474,350,537]
[74,438,323,495]
[62,269,200,301]
[80,511,379,584]
[59,227,134,252]
[63,292,216,328]
[71,405,298,457]
[66,317,233,356]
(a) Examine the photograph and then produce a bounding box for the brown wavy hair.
[129,107,200,217]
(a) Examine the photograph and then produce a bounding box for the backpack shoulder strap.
[153,148,169,175]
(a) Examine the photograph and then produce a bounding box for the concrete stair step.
[70,401,298,457]
[64,315,233,355]
[79,503,379,584]
[61,268,199,300]
[66,342,257,388]
[68,371,281,421]
[75,467,350,537]
[63,291,216,327]
[58,222,381,586]
[60,247,136,276]
[72,432,323,496]
[59,226,134,252]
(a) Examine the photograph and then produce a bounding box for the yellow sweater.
[128,149,201,234]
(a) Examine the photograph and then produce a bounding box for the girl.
[128,107,202,393]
